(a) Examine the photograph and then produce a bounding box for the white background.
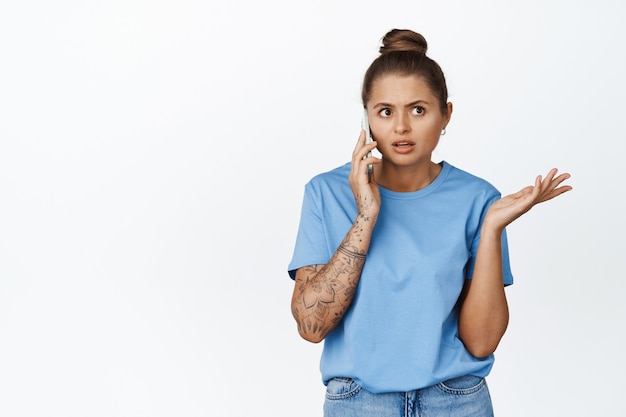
[1,1,624,416]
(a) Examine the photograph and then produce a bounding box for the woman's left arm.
[458,168,572,358]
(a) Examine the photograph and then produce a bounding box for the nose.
[393,112,410,134]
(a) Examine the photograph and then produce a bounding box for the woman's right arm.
[291,214,375,343]
[291,130,380,343]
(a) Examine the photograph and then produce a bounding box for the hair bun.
[379,29,428,55]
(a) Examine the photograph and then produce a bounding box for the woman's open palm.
[486,168,572,230]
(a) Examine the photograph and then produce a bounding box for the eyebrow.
[372,100,431,109]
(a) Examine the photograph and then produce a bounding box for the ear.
[443,102,453,128]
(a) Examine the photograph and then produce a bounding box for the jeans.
[323,375,494,417]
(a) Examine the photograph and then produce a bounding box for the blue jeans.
[324,375,494,417]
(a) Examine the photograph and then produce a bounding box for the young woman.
[288,29,571,417]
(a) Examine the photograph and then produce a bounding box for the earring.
[441,128,447,136]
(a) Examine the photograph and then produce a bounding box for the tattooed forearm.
[337,245,367,259]
[291,216,373,343]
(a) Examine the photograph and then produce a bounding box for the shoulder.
[299,162,355,217]
[443,164,502,206]
[441,162,501,199]
[305,162,351,190]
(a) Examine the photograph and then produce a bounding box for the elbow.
[295,322,327,343]
[298,330,325,344]
[292,308,327,344]
[458,310,509,359]
[463,341,498,359]
[459,328,505,359]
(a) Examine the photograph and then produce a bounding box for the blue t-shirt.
[288,161,514,394]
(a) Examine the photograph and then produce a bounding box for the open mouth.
[392,141,415,147]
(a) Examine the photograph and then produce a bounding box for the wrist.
[480,219,504,239]
[337,245,367,259]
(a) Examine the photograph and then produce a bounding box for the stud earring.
[441,128,447,136]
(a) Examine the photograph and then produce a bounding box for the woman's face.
[367,74,452,168]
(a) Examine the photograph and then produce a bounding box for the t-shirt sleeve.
[287,182,331,280]
[500,228,514,286]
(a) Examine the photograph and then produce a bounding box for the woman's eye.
[412,106,425,115]
[379,108,392,117]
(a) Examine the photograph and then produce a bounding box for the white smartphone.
[361,109,374,182]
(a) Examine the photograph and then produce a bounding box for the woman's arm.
[291,130,380,343]
[458,224,509,358]
[459,168,572,358]
[291,213,374,343]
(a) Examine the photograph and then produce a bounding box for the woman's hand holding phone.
[361,110,374,183]
[349,127,381,221]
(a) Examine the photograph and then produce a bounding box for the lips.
[392,140,415,147]
[390,139,416,154]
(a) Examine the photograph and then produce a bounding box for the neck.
[376,160,442,192]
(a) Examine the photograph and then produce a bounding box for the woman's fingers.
[535,169,572,204]
[352,130,376,158]
[348,130,382,217]
[351,130,378,182]
[485,168,572,230]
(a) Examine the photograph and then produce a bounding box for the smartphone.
[361,109,374,183]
